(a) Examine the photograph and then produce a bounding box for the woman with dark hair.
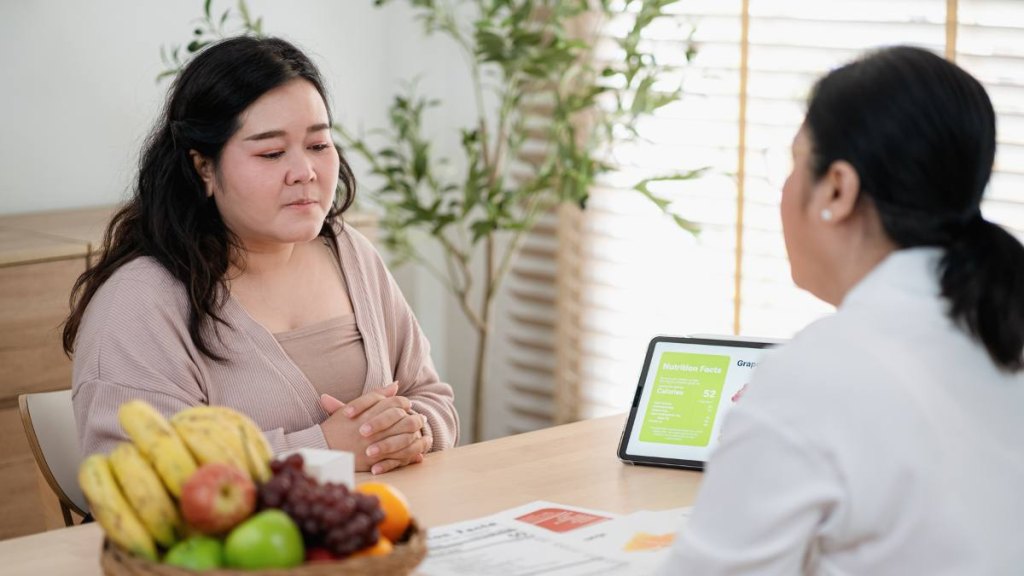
[658,46,1024,574]
[64,36,458,475]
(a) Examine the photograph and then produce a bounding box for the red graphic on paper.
[731,383,749,403]
[515,508,612,533]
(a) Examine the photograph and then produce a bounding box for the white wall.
[0,0,503,441]
[0,0,389,214]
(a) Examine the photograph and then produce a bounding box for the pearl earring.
[821,208,833,222]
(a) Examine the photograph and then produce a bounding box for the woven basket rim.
[100,519,427,576]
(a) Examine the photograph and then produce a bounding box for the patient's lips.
[284,197,318,210]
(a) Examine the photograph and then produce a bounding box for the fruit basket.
[79,401,428,576]
[99,519,427,576]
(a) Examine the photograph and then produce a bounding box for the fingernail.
[344,407,355,417]
[360,424,372,436]
[366,446,379,457]
[371,466,381,475]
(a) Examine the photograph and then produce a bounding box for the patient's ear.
[818,160,861,224]
[189,150,215,198]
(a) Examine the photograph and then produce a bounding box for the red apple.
[180,463,257,535]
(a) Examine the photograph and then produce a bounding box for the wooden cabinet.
[0,207,111,540]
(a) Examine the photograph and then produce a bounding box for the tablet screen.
[618,336,774,469]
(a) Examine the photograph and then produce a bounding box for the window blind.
[739,0,946,336]
[493,0,1024,431]
[959,0,1024,239]
[497,210,560,434]
[564,0,746,420]
[550,0,1024,424]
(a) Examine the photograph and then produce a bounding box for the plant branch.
[438,0,493,177]
[408,246,459,296]
[489,193,550,299]
[164,0,701,442]
[436,231,486,331]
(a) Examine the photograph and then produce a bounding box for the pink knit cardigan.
[71,225,459,456]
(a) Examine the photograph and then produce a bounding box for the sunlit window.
[561,0,1024,417]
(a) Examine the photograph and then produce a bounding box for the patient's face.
[208,79,339,253]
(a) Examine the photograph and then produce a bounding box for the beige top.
[275,314,368,402]
[71,225,459,456]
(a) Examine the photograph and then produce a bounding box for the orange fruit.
[356,482,411,542]
[351,536,393,558]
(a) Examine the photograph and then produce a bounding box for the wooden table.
[0,415,703,574]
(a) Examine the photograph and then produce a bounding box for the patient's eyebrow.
[243,123,332,141]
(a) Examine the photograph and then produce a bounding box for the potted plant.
[164,0,700,442]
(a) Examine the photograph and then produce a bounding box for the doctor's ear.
[189,150,216,198]
[818,160,861,224]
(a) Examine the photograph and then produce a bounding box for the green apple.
[163,536,224,570]
[224,510,304,569]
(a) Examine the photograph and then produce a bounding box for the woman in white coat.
[659,46,1024,575]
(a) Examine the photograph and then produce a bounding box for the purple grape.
[260,487,283,508]
[259,455,388,558]
[356,494,379,514]
[337,495,356,517]
[347,513,371,535]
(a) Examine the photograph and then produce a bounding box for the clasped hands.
[318,382,430,475]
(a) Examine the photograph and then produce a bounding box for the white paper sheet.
[418,501,689,576]
[569,507,691,569]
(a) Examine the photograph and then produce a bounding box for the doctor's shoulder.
[740,314,894,417]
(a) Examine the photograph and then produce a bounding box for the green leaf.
[632,169,708,234]
[470,220,496,243]
[412,143,429,183]
[155,69,179,83]
[475,29,507,63]
[672,214,700,235]
[238,0,251,25]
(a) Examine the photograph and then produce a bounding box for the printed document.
[419,501,690,575]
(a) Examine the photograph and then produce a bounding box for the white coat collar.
[840,247,944,310]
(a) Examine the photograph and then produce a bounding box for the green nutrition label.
[639,352,731,447]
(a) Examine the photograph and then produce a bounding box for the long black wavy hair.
[63,36,356,360]
[805,45,1024,371]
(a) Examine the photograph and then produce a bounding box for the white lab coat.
[657,248,1024,575]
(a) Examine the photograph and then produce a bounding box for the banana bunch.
[119,400,198,498]
[171,406,272,483]
[78,400,274,559]
[79,454,159,561]
[109,442,181,547]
